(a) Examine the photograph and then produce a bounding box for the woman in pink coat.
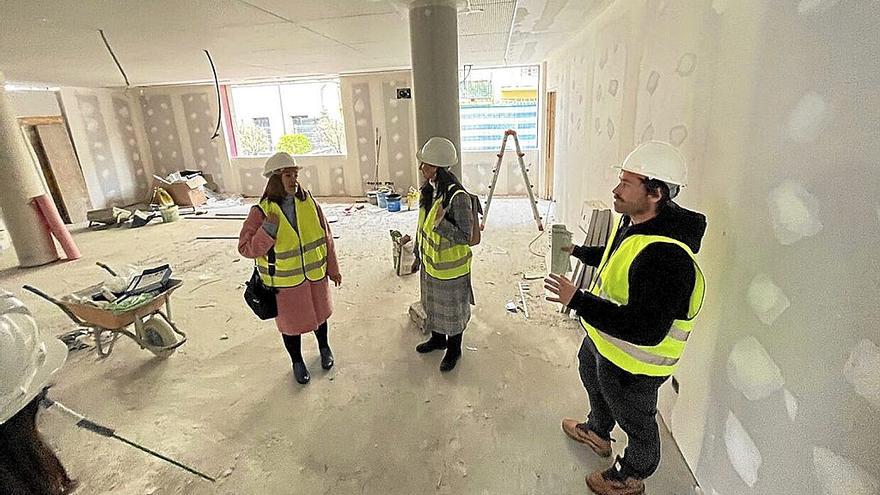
[238,152,342,385]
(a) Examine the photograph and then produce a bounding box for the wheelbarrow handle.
[21,285,86,325]
[96,262,117,276]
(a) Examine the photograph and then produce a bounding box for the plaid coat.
[417,190,475,336]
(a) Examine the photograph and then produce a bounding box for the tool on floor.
[518,282,531,319]
[481,129,544,232]
[40,395,216,482]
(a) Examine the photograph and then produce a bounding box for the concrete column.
[0,73,59,267]
[409,0,462,178]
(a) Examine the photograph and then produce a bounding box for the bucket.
[377,191,388,208]
[367,191,378,205]
[386,194,402,212]
[160,205,180,223]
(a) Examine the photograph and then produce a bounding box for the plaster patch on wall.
[812,446,879,495]
[747,273,790,325]
[727,336,784,400]
[669,125,688,146]
[712,0,729,14]
[769,180,823,245]
[641,123,655,143]
[798,0,843,15]
[607,118,615,140]
[724,411,762,487]
[676,53,698,76]
[783,389,798,421]
[786,92,830,143]
[844,339,880,409]
[646,71,660,95]
[608,79,619,96]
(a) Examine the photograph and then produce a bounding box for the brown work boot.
[586,466,645,495]
[561,418,612,457]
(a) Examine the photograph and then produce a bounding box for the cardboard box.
[151,175,208,206]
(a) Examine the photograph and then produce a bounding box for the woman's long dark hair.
[260,174,307,204]
[0,392,75,495]
[420,167,464,211]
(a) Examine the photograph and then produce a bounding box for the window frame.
[227,79,347,159]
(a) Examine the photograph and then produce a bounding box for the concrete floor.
[0,198,698,494]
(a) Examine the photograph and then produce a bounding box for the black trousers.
[578,336,668,479]
[281,321,329,363]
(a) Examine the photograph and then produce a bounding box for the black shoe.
[440,350,461,372]
[416,332,447,353]
[319,347,334,370]
[293,362,310,384]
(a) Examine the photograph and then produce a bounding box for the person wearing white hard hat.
[412,136,476,372]
[0,290,77,494]
[545,141,707,495]
[238,152,342,385]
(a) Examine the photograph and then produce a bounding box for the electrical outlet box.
[397,88,412,99]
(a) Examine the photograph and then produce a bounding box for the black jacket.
[569,202,706,346]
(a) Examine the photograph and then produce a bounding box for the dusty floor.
[0,198,697,494]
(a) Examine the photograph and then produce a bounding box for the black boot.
[440,334,462,372]
[416,331,447,353]
[293,361,310,384]
[319,347,334,370]
[315,323,334,370]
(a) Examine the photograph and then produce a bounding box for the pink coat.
[238,201,340,335]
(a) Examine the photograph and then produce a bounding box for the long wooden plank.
[36,123,91,223]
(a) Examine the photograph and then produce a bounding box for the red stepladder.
[480,129,544,232]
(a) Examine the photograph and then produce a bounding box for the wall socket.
[397,88,412,99]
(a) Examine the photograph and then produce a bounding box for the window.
[459,65,539,151]
[231,80,346,157]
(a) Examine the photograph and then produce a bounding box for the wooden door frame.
[543,91,557,200]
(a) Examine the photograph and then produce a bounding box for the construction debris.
[409,301,427,333]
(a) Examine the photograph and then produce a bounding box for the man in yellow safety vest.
[545,141,706,495]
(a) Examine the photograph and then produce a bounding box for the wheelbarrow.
[23,262,188,359]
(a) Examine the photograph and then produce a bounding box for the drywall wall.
[340,70,419,196]
[60,87,154,208]
[137,85,233,192]
[235,155,350,198]
[233,70,532,198]
[544,0,880,493]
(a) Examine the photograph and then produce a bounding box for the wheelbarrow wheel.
[142,316,177,358]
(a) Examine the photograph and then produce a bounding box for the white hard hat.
[263,152,299,178]
[0,290,67,424]
[614,141,688,187]
[416,136,458,168]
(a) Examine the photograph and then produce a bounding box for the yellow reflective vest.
[256,195,328,288]
[581,217,706,377]
[417,190,473,280]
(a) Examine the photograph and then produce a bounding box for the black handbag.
[244,250,278,320]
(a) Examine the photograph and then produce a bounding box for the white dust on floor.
[0,198,698,494]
